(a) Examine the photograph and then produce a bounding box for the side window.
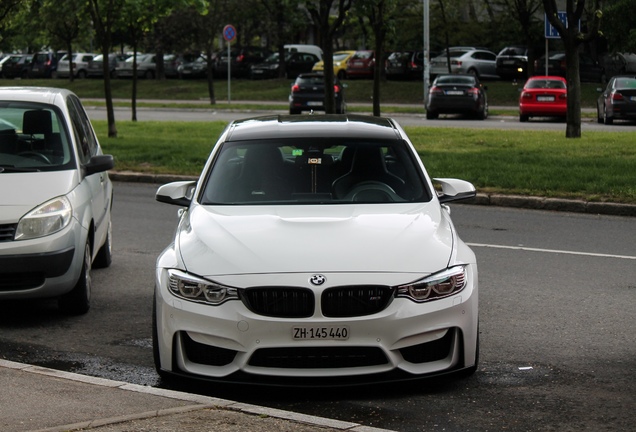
[67,95,98,163]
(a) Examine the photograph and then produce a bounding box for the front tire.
[59,241,92,315]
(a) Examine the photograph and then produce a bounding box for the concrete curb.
[0,359,396,432]
[110,171,636,217]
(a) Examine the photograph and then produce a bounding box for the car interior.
[201,140,431,204]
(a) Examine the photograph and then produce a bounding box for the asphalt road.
[1,181,634,431]
[83,105,636,131]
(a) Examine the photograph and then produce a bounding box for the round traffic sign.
[223,25,236,42]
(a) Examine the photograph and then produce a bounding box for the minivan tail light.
[291,84,300,93]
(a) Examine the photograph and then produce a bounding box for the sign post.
[223,24,237,103]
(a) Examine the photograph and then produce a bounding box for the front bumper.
[154,266,478,384]
[0,220,85,299]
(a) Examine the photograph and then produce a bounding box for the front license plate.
[293,326,350,340]
[446,90,463,95]
[537,96,555,102]
[307,101,322,106]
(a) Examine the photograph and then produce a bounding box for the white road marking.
[466,243,636,260]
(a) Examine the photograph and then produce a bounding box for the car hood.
[177,202,455,276]
[0,171,78,222]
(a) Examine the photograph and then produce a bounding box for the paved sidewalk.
[0,359,393,432]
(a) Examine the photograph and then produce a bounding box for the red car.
[519,76,567,122]
[345,50,375,79]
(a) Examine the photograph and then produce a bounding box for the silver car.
[430,49,499,79]
[0,87,114,314]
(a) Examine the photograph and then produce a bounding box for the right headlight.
[15,196,72,240]
[167,269,239,305]
[396,266,467,303]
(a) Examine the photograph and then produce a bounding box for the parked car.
[289,72,346,114]
[596,75,636,124]
[0,55,14,78]
[533,52,605,83]
[86,53,129,78]
[215,46,271,78]
[1,54,32,79]
[312,50,356,79]
[426,74,488,119]
[385,50,424,80]
[250,51,319,79]
[284,44,323,60]
[177,54,209,79]
[603,52,636,77]
[345,50,376,79]
[116,53,177,79]
[153,114,479,385]
[518,76,567,122]
[496,46,528,80]
[29,51,66,78]
[0,87,114,314]
[56,53,96,79]
[430,49,499,79]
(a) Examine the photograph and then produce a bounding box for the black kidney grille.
[321,285,394,317]
[240,287,314,318]
[248,346,388,369]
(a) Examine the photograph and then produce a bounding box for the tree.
[306,0,352,114]
[543,0,602,138]
[86,0,125,138]
[0,0,24,47]
[494,0,544,76]
[40,0,91,82]
[601,0,636,54]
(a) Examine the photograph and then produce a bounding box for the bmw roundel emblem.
[309,274,326,286]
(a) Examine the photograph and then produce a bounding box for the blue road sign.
[545,12,567,39]
[223,24,236,42]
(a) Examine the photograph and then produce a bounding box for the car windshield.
[296,76,325,85]
[333,52,350,61]
[0,102,74,172]
[200,138,430,205]
[526,79,566,89]
[499,47,526,56]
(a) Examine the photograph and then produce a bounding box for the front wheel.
[59,241,91,315]
[426,110,438,120]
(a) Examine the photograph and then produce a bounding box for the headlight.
[15,196,72,240]
[167,269,239,305]
[396,266,467,303]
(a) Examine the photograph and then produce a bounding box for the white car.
[430,49,499,79]
[56,53,96,79]
[154,114,478,385]
[0,87,114,314]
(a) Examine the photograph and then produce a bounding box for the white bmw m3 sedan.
[154,114,478,386]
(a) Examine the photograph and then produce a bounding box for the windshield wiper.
[0,165,40,172]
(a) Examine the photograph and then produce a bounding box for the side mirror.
[433,178,476,203]
[84,154,114,176]
[156,181,197,207]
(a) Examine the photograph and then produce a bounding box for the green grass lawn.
[93,120,636,204]
[0,77,604,107]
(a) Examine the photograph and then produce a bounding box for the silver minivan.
[0,87,114,314]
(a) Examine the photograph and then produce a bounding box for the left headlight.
[15,196,72,240]
[167,269,239,305]
[396,266,467,303]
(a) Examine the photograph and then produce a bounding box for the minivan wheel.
[59,241,92,315]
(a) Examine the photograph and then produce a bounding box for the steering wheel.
[18,151,52,164]
[343,181,404,202]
